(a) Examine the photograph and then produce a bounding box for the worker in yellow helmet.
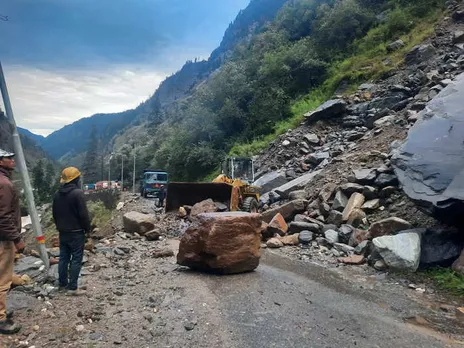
[52,167,90,296]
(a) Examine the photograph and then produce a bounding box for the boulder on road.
[304,99,347,123]
[177,212,262,274]
[253,171,288,194]
[261,200,307,223]
[392,73,464,227]
[368,217,412,238]
[123,212,156,236]
[373,232,421,272]
[191,199,218,217]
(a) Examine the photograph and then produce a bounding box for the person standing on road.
[0,149,24,335]
[52,167,90,296]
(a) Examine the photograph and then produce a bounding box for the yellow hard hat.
[60,167,81,184]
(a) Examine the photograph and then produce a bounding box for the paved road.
[201,251,462,348]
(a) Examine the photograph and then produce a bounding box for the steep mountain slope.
[40,0,286,163]
[18,127,45,144]
[0,112,49,167]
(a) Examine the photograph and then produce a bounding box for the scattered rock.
[387,39,405,52]
[417,228,464,267]
[452,250,464,276]
[369,217,412,238]
[352,169,377,185]
[324,230,339,244]
[191,199,218,217]
[339,183,365,196]
[304,99,347,123]
[354,240,371,255]
[288,221,320,234]
[145,229,161,241]
[298,231,314,244]
[338,224,354,244]
[304,133,320,145]
[261,199,307,223]
[374,173,398,188]
[373,260,388,271]
[332,190,348,212]
[373,232,421,272]
[349,229,370,247]
[123,212,156,236]
[281,234,300,246]
[338,255,365,265]
[333,243,355,255]
[318,183,337,202]
[342,193,366,222]
[362,199,380,211]
[346,208,366,228]
[150,248,175,258]
[267,213,288,236]
[273,170,322,199]
[405,44,436,65]
[254,171,288,193]
[288,190,307,200]
[177,212,262,274]
[267,237,284,248]
[327,210,343,226]
[116,202,125,211]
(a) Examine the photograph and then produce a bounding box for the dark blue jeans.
[58,232,85,290]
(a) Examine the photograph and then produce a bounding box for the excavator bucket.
[165,182,233,212]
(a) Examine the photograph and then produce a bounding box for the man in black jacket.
[53,167,90,296]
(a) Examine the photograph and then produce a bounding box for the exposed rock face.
[392,73,464,227]
[123,212,157,236]
[177,212,262,274]
[373,232,421,272]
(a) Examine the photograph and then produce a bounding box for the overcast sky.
[0,0,249,136]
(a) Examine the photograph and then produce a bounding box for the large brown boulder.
[177,212,262,274]
[191,199,218,217]
[123,211,156,236]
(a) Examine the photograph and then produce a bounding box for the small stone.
[282,140,291,146]
[267,213,288,236]
[333,243,355,255]
[362,199,380,211]
[340,183,365,196]
[304,133,320,145]
[352,169,377,185]
[362,186,377,200]
[338,255,365,265]
[369,217,412,238]
[184,320,197,331]
[327,210,343,226]
[354,240,370,255]
[332,191,348,212]
[32,325,40,332]
[373,260,388,271]
[76,325,85,332]
[281,234,300,246]
[342,193,365,222]
[266,238,283,248]
[298,231,314,244]
[324,230,339,244]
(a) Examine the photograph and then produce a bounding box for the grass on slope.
[230,6,443,158]
[422,268,464,295]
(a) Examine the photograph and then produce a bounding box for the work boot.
[0,319,21,335]
[66,289,87,297]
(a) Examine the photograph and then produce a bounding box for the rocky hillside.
[251,4,464,275]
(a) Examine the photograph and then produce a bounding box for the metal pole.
[121,155,124,192]
[132,146,136,194]
[0,61,49,269]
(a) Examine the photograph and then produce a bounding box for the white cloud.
[1,65,166,136]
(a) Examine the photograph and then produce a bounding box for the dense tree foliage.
[137,0,445,181]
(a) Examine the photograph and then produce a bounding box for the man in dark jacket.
[52,167,90,296]
[0,149,24,335]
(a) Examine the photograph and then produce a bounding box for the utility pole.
[121,154,124,191]
[0,61,49,269]
[132,145,136,194]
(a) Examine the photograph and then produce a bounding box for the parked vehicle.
[140,170,168,198]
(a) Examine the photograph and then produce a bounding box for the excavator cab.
[165,157,260,213]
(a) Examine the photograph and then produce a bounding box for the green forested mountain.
[37,0,445,183]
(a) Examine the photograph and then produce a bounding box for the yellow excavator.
[165,157,260,213]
